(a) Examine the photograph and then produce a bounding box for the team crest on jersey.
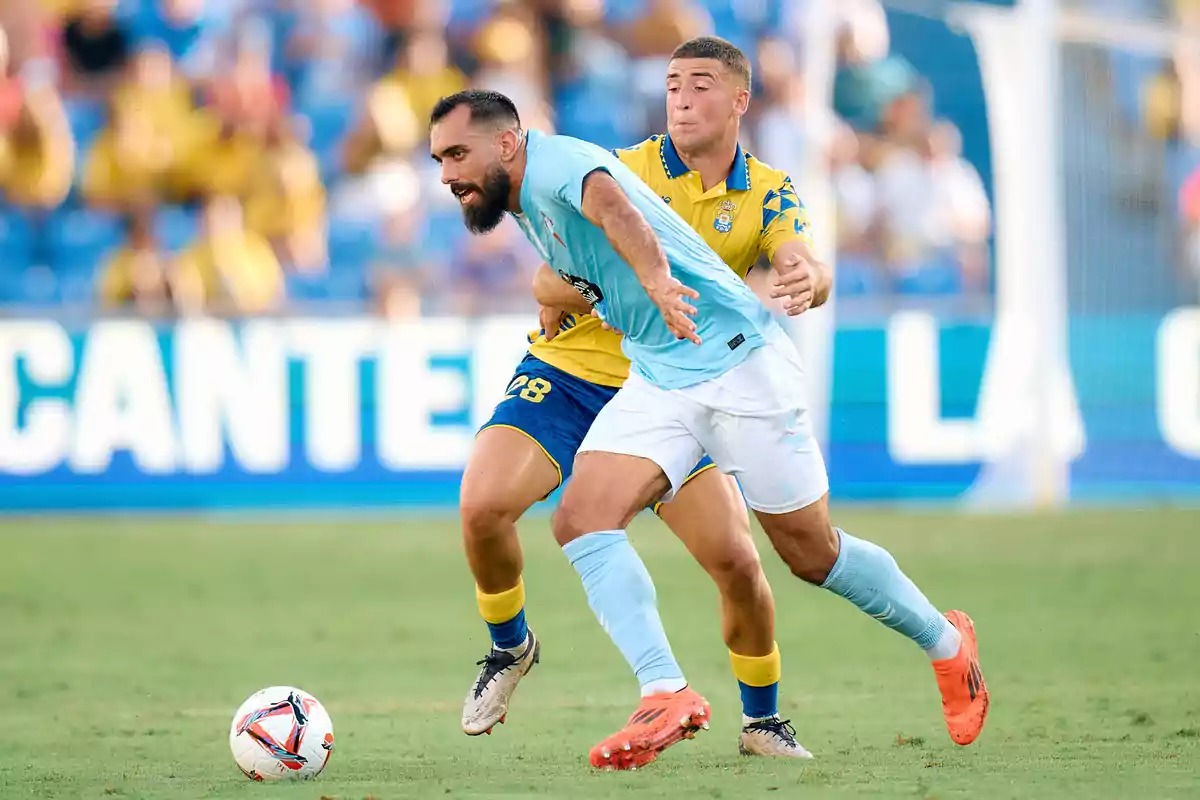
[714,200,736,233]
[660,195,672,205]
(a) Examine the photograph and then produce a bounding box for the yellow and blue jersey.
[526,133,812,388]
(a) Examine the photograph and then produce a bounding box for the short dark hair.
[671,36,751,88]
[430,90,521,130]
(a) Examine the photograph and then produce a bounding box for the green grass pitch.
[1,508,1198,799]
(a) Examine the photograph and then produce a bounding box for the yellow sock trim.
[729,643,781,687]
[476,578,525,624]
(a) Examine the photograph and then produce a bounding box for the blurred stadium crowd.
[0,0,1194,318]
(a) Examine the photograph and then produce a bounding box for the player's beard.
[458,164,512,235]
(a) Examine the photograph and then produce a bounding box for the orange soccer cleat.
[589,687,711,770]
[932,610,989,745]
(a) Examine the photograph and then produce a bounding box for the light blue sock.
[563,530,687,691]
[822,529,960,660]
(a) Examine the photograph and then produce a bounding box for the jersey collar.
[515,128,546,218]
[659,134,751,192]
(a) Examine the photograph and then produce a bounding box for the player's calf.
[758,497,963,661]
[458,426,560,735]
[757,495,988,744]
[659,468,775,657]
[662,469,799,753]
[460,502,524,591]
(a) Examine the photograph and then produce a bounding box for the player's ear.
[733,87,751,118]
[497,128,522,162]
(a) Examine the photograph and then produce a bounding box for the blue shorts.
[480,354,715,499]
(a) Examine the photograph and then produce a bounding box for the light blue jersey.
[511,129,782,390]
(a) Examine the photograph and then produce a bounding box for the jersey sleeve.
[612,147,637,170]
[759,174,813,262]
[612,145,656,185]
[526,137,614,213]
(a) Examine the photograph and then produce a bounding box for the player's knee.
[708,545,766,604]
[775,521,840,585]
[550,500,591,546]
[552,490,621,545]
[460,496,521,542]
[787,555,832,585]
[784,540,839,584]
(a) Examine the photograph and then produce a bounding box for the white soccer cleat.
[461,632,540,736]
[738,717,814,759]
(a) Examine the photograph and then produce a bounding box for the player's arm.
[577,169,700,343]
[532,262,592,314]
[760,176,832,315]
[533,262,596,341]
[578,170,671,294]
[769,238,832,315]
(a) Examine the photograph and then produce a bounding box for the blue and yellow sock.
[563,530,687,694]
[476,578,529,651]
[730,644,781,721]
[822,529,961,661]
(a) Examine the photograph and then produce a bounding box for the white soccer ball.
[229,686,334,782]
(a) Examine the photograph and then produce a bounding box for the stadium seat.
[554,83,638,152]
[299,97,358,180]
[3,266,62,305]
[61,98,108,205]
[0,211,35,273]
[64,98,107,155]
[895,258,964,295]
[421,211,467,259]
[0,214,40,305]
[603,0,645,25]
[287,10,384,101]
[45,208,123,277]
[448,0,498,30]
[286,271,332,303]
[324,267,369,302]
[327,216,379,271]
[267,6,300,78]
[834,255,886,297]
[700,0,759,54]
[57,265,97,305]
[155,205,198,252]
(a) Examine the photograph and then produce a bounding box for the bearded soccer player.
[444,80,808,758]
[429,39,987,771]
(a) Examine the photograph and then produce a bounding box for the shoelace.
[745,717,798,745]
[472,650,517,698]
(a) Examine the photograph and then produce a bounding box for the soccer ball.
[229,686,334,782]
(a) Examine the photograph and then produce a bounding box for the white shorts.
[577,332,829,514]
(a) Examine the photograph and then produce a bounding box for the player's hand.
[589,307,623,335]
[539,304,567,341]
[771,253,817,316]
[649,278,701,344]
